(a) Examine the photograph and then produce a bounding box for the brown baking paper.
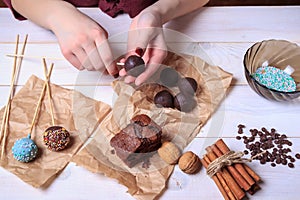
[73,52,233,200]
[0,75,111,187]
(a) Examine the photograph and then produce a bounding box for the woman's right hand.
[49,4,118,76]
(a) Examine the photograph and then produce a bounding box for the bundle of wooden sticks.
[201,139,261,200]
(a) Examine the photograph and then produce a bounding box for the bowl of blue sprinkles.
[244,39,300,101]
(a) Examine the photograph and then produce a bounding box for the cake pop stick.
[12,61,53,162]
[1,35,28,159]
[42,59,70,151]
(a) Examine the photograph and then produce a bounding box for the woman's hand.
[119,9,168,86]
[51,7,118,75]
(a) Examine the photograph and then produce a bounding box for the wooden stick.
[42,58,55,126]
[116,62,124,66]
[28,63,54,138]
[0,35,19,142]
[211,144,252,191]
[1,35,26,158]
[6,54,64,61]
[201,157,231,200]
[206,147,245,200]
[215,139,256,186]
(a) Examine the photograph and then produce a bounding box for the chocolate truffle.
[178,77,198,96]
[43,126,70,151]
[12,135,38,162]
[160,68,179,87]
[110,114,162,168]
[154,90,174,108]
[174,93,197,112]
[124,55,145,77]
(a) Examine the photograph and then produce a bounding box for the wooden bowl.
[243,39,300,101]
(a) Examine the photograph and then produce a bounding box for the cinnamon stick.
[243,164,261,183]
[201,157,231,200]
[206,148,245,200]
[211,144,251,191]
[215,139,256,187]
[203,155,236,200]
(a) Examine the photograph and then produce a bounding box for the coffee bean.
[235,125,299,168]
[271,163,276,167]
[288,163,294,168]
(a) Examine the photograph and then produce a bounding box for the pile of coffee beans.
[235,124,300,168]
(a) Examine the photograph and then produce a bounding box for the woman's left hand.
[119,9,168,86]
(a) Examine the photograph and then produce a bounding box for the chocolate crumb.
[111,149,115,154]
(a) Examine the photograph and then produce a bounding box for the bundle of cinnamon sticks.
[201,139,261,200]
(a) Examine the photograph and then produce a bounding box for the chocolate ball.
[43,126,70,151]
[160,68,179,87]
[174,93,197,112]
[154,90,174,108]
[178,77,198,96]
[124,55,145,77]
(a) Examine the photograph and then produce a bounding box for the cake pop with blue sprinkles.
[12,134,38,162]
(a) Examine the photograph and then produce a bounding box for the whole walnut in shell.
[178,151,202,174]
[158,141,181,165]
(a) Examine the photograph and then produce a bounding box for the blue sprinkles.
[252,66,296,92]
[12,134,38,162]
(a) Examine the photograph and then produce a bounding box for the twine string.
[207,150,266,177]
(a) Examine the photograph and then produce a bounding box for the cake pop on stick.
[42,59,70,152]
[1,35,27,159]
[11,61,53,162]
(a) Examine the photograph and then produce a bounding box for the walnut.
[157,141,181,165]
[178,151,202,174]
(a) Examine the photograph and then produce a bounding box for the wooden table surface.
[1,6,300,200]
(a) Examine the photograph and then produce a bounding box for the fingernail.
[135,47,144,57]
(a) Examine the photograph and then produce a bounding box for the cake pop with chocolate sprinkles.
[42,59,70,151]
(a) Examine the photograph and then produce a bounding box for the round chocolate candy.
[154,90,174,108]
[178,77,198,96]
[124,55,145,77]
[160,68,179,87]
[252,66,296,92]
[43,126,70,151]
[174,93,197,112]
[12,134,38,162]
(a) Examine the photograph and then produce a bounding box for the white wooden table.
[1,6,300,200]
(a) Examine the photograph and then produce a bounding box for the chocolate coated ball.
[124,55,145,77]
[154,90,174,108]
[160,68,179,87]
[174,93,197,112]
[43,126,70,151]
[178,77,198,96]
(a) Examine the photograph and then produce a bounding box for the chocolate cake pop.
[43,126,70,151]
[124,55,145,77]
[42,59,70,151]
